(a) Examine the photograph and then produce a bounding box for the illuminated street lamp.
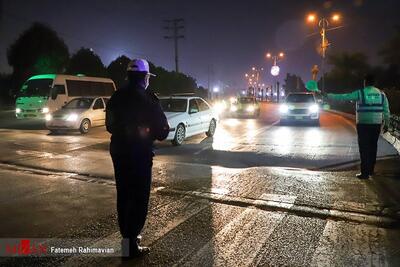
[244,67,264,97]
[266,51,285,102]
[265,52,284,66]
[306,12,343,92]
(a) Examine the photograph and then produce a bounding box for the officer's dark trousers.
[356,124,381,175]
[110,150,152,246]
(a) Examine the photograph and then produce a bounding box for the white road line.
[310,220,389,267]
[62,195,209,266]
[177,193,295,267]
[194,144,212,155]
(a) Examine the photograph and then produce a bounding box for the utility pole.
[164,18,185,73]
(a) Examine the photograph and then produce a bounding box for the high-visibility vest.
[356,87,385,124]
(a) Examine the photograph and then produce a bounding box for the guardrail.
[389,115,400,139]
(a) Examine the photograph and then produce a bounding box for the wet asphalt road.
[0,103,399,266]
[0,103,396,170]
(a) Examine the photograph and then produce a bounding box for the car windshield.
[64,98,94,109]
[160,99,187,112]
[19,79,53,97]
[238,97,255,104]
[286,94,315,103]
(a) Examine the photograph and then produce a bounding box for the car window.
[93,98,104,109]
[53,85,66,95]
[189,99,199,113]
[196,98,210,111]
[64,98,94,109]
[160,99,188,112]
[286,94,315,103]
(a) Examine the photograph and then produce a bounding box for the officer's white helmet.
[127,59,156,76]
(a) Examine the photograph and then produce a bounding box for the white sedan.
[45,97,108,134]
[279,92,320,126]
[159,96,219,145]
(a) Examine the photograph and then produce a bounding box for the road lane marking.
[177,194,287,267]
[62,195,209,266]
[194,144,212,155]
[310,220,389,267]
[16,149,72,159]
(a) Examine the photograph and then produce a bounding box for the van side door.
[49,84,67,112]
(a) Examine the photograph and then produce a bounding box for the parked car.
[45,97,109,134]
[159,96,218,146]
[279,92,320,125]
[230,96,260,117]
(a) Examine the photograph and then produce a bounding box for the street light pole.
[307,13,342,93]
[266,52,284,102]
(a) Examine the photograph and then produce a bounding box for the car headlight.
[309,104,319,113]
[42,107,49,113]
[230,105,238,112]
[16,108,21,114]
[66,113,78,122]
[213,101,227,114]
[279,104,289,113]
[45,114,52,121]
[246,105,255,112]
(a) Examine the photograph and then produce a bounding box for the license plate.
[295,116,303,120]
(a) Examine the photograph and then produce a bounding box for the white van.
[15,74,116,119]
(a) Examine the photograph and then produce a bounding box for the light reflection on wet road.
[0,103,396,170]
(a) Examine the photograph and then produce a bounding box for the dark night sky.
[0,0,399,92]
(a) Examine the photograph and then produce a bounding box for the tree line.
[0,22,207,107]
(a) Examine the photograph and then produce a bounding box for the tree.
[107,55,131,88]
[323,52,371,93]
[0,73,13,106]
[379,26,400,67]
[7,22,69,88]
[283,73,306,93]
[66,48,107,77]
[148,63,199,96]
[377,27,400,90]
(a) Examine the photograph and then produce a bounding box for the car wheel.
[206,119,217,137]
[172,124,185,146]
[79,119,91,134]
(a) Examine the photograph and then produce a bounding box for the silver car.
[45,97,108,134]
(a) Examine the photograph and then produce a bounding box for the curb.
[325,109,400,155]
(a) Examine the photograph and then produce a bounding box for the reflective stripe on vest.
[356,88,384,113]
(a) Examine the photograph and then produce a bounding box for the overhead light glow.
[332,14,340,22]
[307,14,317,22]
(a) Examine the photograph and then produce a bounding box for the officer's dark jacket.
[106,83,169,152]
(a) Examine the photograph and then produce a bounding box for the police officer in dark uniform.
[105,59,169,257]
